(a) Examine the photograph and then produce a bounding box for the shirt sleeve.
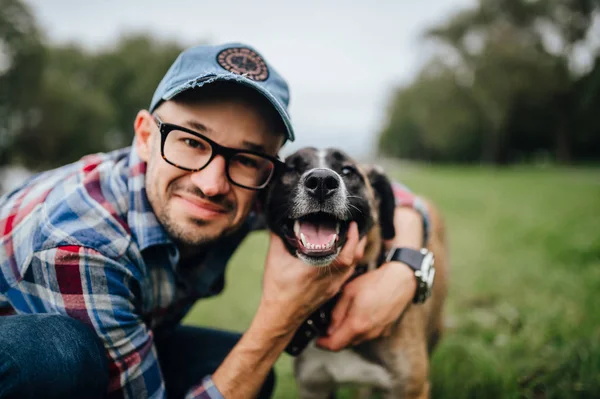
[390,181,431,246]
[24,245,166,399]
[185,376,225,399]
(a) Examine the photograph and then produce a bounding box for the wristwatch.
[385,247,435,304]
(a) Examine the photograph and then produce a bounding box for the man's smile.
[174,192,230,220]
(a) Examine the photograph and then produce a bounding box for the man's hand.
[315,261,416,350]
[260,222,367,331]
[316,206,423,351]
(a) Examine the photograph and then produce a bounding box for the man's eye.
[183,138,206,150]
[236,156,259,169]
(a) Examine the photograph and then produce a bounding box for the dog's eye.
[341,166,356,176]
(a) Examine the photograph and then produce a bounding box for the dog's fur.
[265,147,448,399]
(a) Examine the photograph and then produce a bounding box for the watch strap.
[386,247,432,304]
[385,247,425,271]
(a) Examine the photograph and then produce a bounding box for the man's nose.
[303,168,341,202]
[190,155,231,197]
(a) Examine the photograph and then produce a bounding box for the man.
[0,43,429,399]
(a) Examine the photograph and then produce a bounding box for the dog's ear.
[366,166,396,240]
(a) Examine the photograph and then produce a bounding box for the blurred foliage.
[0,0,185,170]
[0,0,45,166]
[378,0,600,164]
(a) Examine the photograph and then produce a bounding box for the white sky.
[25,0,475,157]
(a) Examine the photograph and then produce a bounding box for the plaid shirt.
[0,146,429,399]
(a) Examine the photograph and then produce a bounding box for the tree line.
[378,0,600,164]
[0,0,185,171]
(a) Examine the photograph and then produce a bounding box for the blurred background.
[1,0,599,397]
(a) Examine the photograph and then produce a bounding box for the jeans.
[0,314,275,399]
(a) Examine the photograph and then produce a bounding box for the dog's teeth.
[335,223,340,234]
[328,235,337,247]
[300,233,308,247]
[294,220,300,236]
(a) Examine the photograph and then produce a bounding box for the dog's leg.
[295,345,338,399]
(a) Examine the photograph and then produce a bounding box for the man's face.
[135,98,282,249]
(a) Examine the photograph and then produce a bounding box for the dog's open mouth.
[287,212,350,266]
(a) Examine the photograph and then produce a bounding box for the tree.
[90,35,185,148]
[424,0,599,163]
[0,0,45,166]
[9,34,186,170]
[379,0,600,164]
[379,60,483,163]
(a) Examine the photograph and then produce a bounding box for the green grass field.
[183,164,600,398]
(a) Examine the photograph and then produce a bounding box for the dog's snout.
[304,169,340,201]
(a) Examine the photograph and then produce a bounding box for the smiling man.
[0,43,430,399]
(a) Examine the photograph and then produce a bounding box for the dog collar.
[285,264,369,356]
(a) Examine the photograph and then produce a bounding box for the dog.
[264,147,448,399]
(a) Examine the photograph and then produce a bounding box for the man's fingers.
[328,292,353,335]
[335,222,359,267]
[316,320,359,352]
[317,310,373,352]
[355,236,367,260]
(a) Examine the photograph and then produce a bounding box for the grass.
[183,164,600,398]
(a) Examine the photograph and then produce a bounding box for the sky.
[25,0,475,158]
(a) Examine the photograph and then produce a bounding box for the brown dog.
[265,147,448,398]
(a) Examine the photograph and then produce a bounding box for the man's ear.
[134,110,155,162]
[366,166,396,240]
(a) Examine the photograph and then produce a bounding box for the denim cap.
[149,42,294,142]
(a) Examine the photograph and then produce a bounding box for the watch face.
[422,251,436,289]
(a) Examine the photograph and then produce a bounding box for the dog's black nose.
[304,168,340,201]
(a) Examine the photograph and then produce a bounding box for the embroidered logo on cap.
[217,47,269,82]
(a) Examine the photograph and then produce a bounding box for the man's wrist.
[253,299,303,340]
[379,260,417,296]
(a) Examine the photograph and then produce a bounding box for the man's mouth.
[286,212,350,265]
[175,193,231,220]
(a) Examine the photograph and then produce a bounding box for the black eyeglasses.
[153,115,284,190]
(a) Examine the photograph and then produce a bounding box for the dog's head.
[264,147,397,267]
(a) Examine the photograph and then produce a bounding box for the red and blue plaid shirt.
[0,146,429,399]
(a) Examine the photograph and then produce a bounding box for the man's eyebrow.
[241,141,267,153]
[185,119,209,133]
[184,119,268,153]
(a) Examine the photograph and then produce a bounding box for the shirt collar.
[126,144,175,252]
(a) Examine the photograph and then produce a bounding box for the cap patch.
[217,47,269,82]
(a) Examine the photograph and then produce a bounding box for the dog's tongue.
[299,220,337,246]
